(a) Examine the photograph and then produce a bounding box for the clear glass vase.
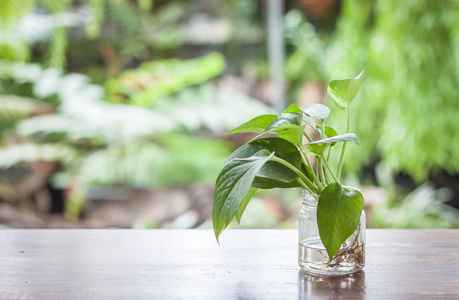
[298,190,366,276]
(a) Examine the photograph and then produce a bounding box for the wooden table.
[0,229,458,299]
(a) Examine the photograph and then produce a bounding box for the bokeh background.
[1,0,458,229]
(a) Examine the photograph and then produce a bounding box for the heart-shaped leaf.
[213,150,274,241]
[317,183,364,259]
[327,71,364,110]
[250,113,303,142]
[225,114,277,135]
[301,104,331,121]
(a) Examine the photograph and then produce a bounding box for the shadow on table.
[298,270,366,299]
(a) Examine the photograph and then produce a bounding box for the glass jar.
[298,190,366,276]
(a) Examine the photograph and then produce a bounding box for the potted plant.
[212,72,365,276]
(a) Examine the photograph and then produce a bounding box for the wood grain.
[0,229,458,299]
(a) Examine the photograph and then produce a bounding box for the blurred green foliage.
[105,52,225,106]
[0,0,72,69]
[372,184,459,229]
[372,161,459,228]
[285,0,459,183]
[79,134,232,188]
[0,56,270,219]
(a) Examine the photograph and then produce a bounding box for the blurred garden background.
[1,0,459,229]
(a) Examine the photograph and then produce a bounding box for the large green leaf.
[317,183,364,259]
[236,187,257,223]
[327,71,364,110]
[225,114,277,135]
[301,104,330,121]
[213,150,274,240]
[300,133,359,156]
[249,113,303,142]
[226,137,304,190]
[252,162,302,189]
[227,137,302,167]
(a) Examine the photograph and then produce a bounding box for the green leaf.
[213,150,274,241]
[324,126,338,139]
[308,133,359,146]
[303,115,319,131]
[281,104,323,131]
[266,113,303,130]
[236,187,257,223]
[317,183,364,259]
[282,103,303,114]
[317,125,338,146]
[252,162,302,189]
[300,133,359,156]
[277,124,306,147]
[225,114,277,135]
[327,71,364,110]
[300,143,327,156]
[301,104,330,121]
[227,137,302,169]
[301,163,316,184]
[226,138,303,190]
[249,113,303,142]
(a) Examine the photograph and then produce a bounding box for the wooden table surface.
[0,229,458,299]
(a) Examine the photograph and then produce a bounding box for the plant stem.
[300,152,323,190]
[322,159,330,185]
[297,179,314,194]
[315,157,319,184]
[320,121,326,139]
[325,146,332,184]
[318,157,326,186]
[337,108,350,180]
[303,132,312,142]
[324,171,330,185]
[322,156,339,183]
[270,156,320,194]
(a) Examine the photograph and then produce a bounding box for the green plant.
[213,72,364,260]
